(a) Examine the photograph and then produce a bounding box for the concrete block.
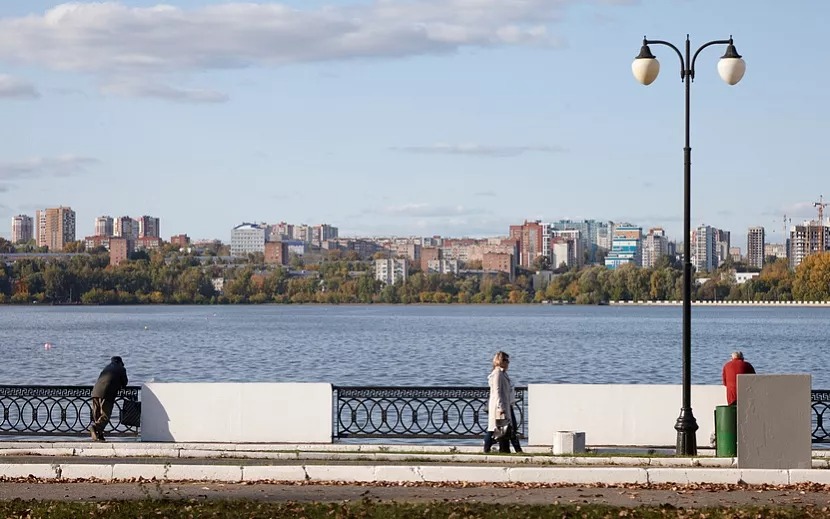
[509,467,648,485]
[0,464,59,480]
[163,465,243,482]
[694,457,735,468]
[553,431,585,454]
[304,465,378,482]
[737,374,812,469]
[646,468,740,485]
[789,469,830,484]
[242,465,308,482]
[418,465,510,483]
[648,457,695,467]
[111,464,170,480]
[374,466,428,482]
[738,469,790,485]
[59,464,114,480]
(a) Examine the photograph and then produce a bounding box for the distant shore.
[607,300,830,307]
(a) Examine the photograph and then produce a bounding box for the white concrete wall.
[141,383,332,443]
[529,384,724,447]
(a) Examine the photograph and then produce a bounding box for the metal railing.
[0,384,826,444]
[332,386,527,439]
[0,385,141,437]
[812,390,829,444]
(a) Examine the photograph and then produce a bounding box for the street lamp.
[632,35,745,456]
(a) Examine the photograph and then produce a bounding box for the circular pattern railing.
[0,385,140,437]
[333,386,526,439]
[812,390,830,443]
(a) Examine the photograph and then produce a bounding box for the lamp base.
[675,407,699,456]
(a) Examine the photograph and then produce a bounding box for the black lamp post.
[632,35,746,456]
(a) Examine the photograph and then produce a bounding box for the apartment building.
[11,215,33,244]
[138,216,160,238]
[35,207,76,252]
[641,227,668,268]
[747,226,765,269]
[94,216,114,237]
[509,220,544,269]
[375,258,408,284]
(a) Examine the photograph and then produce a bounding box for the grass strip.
[1,499,829,518]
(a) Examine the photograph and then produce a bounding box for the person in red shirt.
[722,351,756,405]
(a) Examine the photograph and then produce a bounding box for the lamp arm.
[644,39,685,79]
[690,39,732,79]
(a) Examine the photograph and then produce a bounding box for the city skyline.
[0,1,828,245]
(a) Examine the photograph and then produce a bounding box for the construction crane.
[815,196,828,252]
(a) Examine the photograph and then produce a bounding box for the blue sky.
[0,1,826,248]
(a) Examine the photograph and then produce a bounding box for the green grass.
[0,499,828,518]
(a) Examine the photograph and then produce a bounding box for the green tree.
[793,252,830,301]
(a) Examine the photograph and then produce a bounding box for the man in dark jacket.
[90,356,128,441]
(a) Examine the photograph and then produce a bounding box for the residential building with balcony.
[375,258,408,284]
[35,207,76,252]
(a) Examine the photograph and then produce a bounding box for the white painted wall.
[528,384,724,447]
[141,383,332,443]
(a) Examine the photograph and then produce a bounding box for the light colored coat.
[487,367,514,431]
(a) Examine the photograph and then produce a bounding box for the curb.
[2,463,830,485]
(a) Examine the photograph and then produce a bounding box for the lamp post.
[632,35,745,456]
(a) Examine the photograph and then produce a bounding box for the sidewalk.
[0,442,828,486]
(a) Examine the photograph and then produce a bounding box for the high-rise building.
[35,207,76,252]
[747,226,765,269]
[11,215,33,244]
[509,220,543,269]
[693,224,718,273]
[604,225,642,269]
[715,229,731,267]
[138,215,160,238]
[114,216,136,239]
[230,222,266,256]
[94,216,114,237]
[789,222,830,269]
[641,228,668,268]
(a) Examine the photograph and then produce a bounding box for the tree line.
[1,247,830,304]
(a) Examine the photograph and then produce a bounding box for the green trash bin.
[714,404,737,457]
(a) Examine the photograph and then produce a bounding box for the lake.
[1,305,827,389]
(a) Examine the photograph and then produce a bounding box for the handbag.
[121,399,142,428]
[492,418,510,440]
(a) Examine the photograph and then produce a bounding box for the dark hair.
[111,356,124,365]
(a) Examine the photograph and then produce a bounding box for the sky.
[0,1,827,247]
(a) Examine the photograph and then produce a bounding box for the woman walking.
[484,351,522,453]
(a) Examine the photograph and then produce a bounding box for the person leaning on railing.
[90,356,129,442]
[484,351,522,454]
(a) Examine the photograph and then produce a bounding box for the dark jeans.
[483,414,523,453]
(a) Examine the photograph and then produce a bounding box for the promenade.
[1,442,829,486]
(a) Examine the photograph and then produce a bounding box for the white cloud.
[101,79,229,103]
[0,1,570,76]
[392,143,567,157]
[0,74,39,98]
[0,155,100,181]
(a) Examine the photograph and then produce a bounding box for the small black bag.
[121,399,141,428]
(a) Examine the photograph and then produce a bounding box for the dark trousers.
[91,397,114,437]
[483,414,523,453]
